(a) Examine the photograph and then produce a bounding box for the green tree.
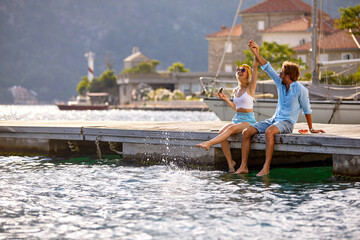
[335,5,360,35]
[88,69,117,94]
[320,70,339,84]
[76,76,90,95]
[340,66,360,85]
[168,62,189,73]
[121,60,161,74]
[239,41,306,80]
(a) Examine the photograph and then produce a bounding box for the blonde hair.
[237,64,252,84]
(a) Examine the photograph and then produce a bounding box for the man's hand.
[310,129,325,133]
[248,39,267,65]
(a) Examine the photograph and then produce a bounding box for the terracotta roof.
[264,17,310,32]
[264,16,335,33]
[206,24,242,38]
[293,30,360,51]
[240,0,330,17]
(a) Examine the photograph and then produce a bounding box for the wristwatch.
[310,128,315,132]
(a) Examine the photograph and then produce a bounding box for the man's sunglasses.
[236,67,246,73]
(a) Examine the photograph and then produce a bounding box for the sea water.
[0,105,359,239]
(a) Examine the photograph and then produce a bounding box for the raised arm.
[248,40,267,66]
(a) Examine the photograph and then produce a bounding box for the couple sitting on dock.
[196,40,325,176]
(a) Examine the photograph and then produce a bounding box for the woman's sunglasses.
[236,67,246,73]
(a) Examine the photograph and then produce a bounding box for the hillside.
[0,0,358,103]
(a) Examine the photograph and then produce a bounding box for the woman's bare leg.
[196,122,251,172]
[220,140,236,172]
[196,122,250,150]
[196,123,234,150]
[235,126,258,174]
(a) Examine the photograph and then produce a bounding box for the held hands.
[248,39,259,55]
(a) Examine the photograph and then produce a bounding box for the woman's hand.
[218,92,227,100]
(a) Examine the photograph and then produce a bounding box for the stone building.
[261,16,334,48]
[9,86,38,104]
[206,0,317,73]
[206,0,360,76]
[293,30,360,75]
[117,47,235,105]
[123,46,151,69]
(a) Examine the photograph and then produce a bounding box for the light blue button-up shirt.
[261,62,312,124]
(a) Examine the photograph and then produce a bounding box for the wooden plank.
[83,128,216,140]
[0,126,82,134]
[0,121,359,157]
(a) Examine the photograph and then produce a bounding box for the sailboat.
[201,0,360,124]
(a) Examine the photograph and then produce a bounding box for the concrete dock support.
[123,143,216,168]
[333,154,360,177]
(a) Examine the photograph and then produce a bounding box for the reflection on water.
[1,105,359,239]
[0,105,220,122]
[0,156,359,239]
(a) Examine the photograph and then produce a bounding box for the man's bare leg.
[256,125,279,176]
[235,126,258,174]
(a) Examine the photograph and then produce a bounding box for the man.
[236,40,325,176]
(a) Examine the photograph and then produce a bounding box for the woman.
[196,57,258,172]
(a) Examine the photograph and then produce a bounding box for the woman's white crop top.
[233,91,254,110]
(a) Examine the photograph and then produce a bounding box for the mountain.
[0,0,358,103]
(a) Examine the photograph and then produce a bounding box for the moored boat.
[203,97,360,124]
[56,94,109,111]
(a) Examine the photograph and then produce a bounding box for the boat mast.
[214,0,243,80]
[311,0,320,84]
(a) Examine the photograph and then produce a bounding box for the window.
[342,53,353,60]
[319,54,328,62]
[225,64,232,73]
[342,52,353,67]
[179,83,191,94]
[258,21,265,31]
[225,42,232,53]
[299,39,306,45]
[298,55,306,63]
[191,83,202,93]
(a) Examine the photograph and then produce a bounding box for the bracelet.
[310,128,315,131]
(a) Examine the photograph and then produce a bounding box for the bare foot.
[235,166,248,174]
[195,141,211,151]
[256,168,269,176]
[228,161,236,172]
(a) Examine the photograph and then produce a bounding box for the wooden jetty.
[0,120,359,177]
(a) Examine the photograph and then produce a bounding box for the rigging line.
[214,0,243,81]
[328,64,359,77]
[319,0,325,56]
